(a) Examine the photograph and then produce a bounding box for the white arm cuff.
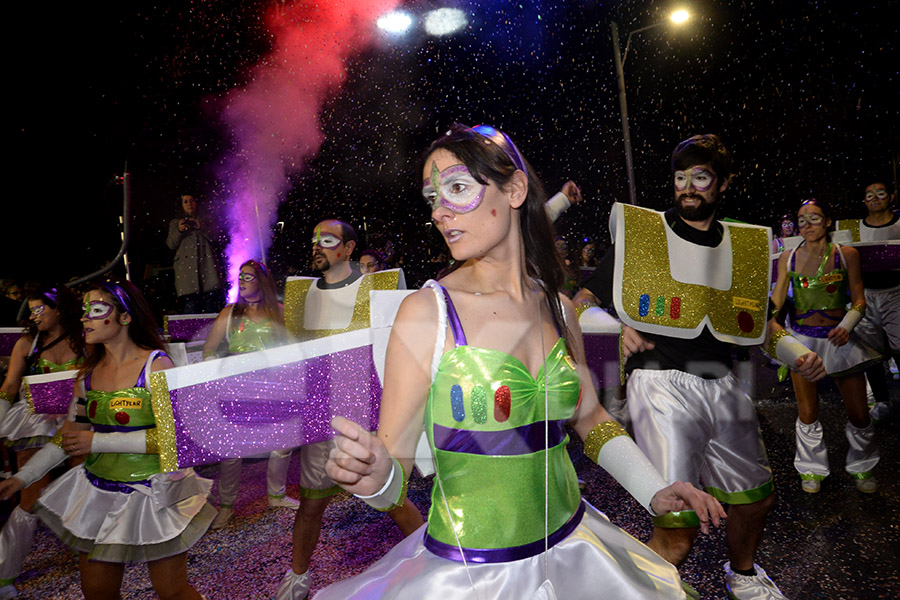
[596,435,668,515]
[837,307,864,334]
[353,457,404,511]
[15,443,67,487]
[544,192,571,223]
[91,430,148,454]
[776,334,813,366]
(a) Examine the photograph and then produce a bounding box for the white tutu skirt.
[34,465,215,563]
[314,501,686,600]
[788,327,882,377]
[0,401,64,450]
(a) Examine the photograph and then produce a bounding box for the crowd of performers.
[0,128,896,600]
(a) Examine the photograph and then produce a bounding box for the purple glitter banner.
[25,375,77,415]
[583,333,621,390]
[0,329,24,356]
[164,345,382,468]
[164,315,218,342]
[854,243,900,272]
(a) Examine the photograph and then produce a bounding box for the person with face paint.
[202,260,298,529]
[277,220,423,600]
[311,125,725,600]
[166,194,223,314]
[0,281,215,600]
[574,135,825,600]
[0,286,86,600]
[771,214,800,254]
[358,249,384,274]
[771,200,882,494]
[835,180,900,422]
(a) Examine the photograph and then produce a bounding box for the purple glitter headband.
[42,287,59,306]
[98,281,134,315]
[467,124,529,177]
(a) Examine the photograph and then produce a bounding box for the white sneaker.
[800,479,821,494]
[724,562,787,600]
[268,495,301,510]
[210,506,234,530]
[276,569,310,600]
[855,477,878,494]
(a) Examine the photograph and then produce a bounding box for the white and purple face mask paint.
[423,162,487,214]
[673,167,716,192]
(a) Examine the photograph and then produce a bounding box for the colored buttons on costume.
[471,386,487,424]
[451,385,465,422]
[494,386,511,422]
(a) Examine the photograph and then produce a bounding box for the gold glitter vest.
[610,203,771,345]
[283,269,402,341]
[835,219,861,243]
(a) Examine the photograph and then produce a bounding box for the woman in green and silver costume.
[770,199,881,494]
[203,259,297,529]
[0,285,86,599]
[312,125,725,599]
[0,281,215,599]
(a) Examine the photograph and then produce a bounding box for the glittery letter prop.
[610,202,771,345]
[0,328,24,356]
[149,290,414,472]
[162,314,219,342]
[23,371,78,415]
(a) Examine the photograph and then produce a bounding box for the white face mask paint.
[673,168,716,192]
[423,162,487,214]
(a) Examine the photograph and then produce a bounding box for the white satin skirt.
[0,401,64,450]
[34,465,216,563]
[788,327,881,377]
[314,501,686,600]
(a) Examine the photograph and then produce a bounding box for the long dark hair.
[25,285,86,358]
[423,124,573,355]
[231,260,284,331]
[78,281,165,378]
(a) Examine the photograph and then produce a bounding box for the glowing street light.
[670,9,690,25]
[377,11,414,35]
[424,8,468,36]
[612,9,692,204]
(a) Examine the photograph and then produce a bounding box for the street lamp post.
[611,10,690,205]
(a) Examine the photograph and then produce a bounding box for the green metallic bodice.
[29,356,79,376]
[790,244,849,315]
[425,337,582,551]
[228,316,277,354]
[84,386,159,482]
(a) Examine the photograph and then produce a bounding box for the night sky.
[7,0,898,291]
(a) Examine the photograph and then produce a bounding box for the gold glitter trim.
[284,278,313,338]
[618,204,770,340]
[286,271,400,341]
[162,315,170,336]
[584,421,628,463]
[850,303,866,315]
[618,331,626,385]
[22,382,35,414]
[767,330,791,358]
[0,390,14,404]
[575,301,598,319]
[145,427,159,454]
[50,429,65,449]
[148,371,178,472]
[835,219,861,243]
